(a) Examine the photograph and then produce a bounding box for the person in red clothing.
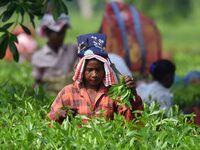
[48,33,143,124]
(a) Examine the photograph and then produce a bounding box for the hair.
[150,59,176,82]
[84,58,105,71]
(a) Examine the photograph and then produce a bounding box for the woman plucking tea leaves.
[108,76,137,109]
[48,33,143,124]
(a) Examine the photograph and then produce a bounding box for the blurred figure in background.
[100,0,172,77]
[31,13,78,94]
[136,59,176,110]
[100,1,162,75]
[4,25,37,62]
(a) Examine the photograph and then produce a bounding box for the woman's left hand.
[124,76,137,94]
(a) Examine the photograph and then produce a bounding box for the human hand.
[124,75,136,88]
[108,76,137,108]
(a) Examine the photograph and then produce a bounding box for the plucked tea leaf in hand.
[108,77,135,109]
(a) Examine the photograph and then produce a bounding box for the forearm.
[48,109,67,124]
[47,90,66,123]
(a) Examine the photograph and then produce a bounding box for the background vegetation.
[64,0,200,76]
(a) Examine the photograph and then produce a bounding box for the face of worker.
[47,26,67,48]
[164,72,175,88]
[83,59,105,87]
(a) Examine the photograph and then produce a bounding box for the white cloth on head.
[37,13,70,36]
[73,54,116,87]
[136,81,173,110]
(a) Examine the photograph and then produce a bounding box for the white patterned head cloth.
[73,54,116,87]
[37,13,70,36]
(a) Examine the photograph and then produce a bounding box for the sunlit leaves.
[108,77,135,108]
[0,22,14,32]
[0,34,9,59]
[0,60,200,149]
[20,24,31,35]
[0,81,200,149]
[1,2,16,22]
[0,0,9,7]
[8,33,19,61]
[0,0,71,61]
[0,32,19,61]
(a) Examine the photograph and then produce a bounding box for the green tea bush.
[172,83,200,108]
[0,82,199,149]
[0,60,33,85]
[0,59,200,149]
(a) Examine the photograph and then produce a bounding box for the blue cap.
[77,33,108,58]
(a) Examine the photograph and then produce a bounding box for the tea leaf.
[108,77,135,108]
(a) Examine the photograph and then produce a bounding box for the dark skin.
[83,58,136,102]
[45,25,67,53]
[160,72,175,88]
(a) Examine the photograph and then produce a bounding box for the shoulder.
[31,46,48,64]
[152,81,170,93]
[136,81,148,93]
[62,44,78,59]
[32,45,56,67]
[63,44,78,52]
[60,83,74,93]
[32,48,44,59]
[31,51,43,66]
[149,82,172,101]
[59,82,79,96]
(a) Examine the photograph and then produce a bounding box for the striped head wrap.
[73,54,116,87]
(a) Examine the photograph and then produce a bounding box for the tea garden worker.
[136,59,176,110]
[31,13,78,94]
[47,33,143,124]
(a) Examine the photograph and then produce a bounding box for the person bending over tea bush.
[48,33,143,124]
[31,13,77,94]
[136,59,176,110]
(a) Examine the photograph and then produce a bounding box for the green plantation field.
[0,77,200,149]
[1,6,200,149]
[0,48,200,149]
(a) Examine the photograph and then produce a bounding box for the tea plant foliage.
[0,82,199,149]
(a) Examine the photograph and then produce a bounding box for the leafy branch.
[0,0,72,61]
[108,77,136,109]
